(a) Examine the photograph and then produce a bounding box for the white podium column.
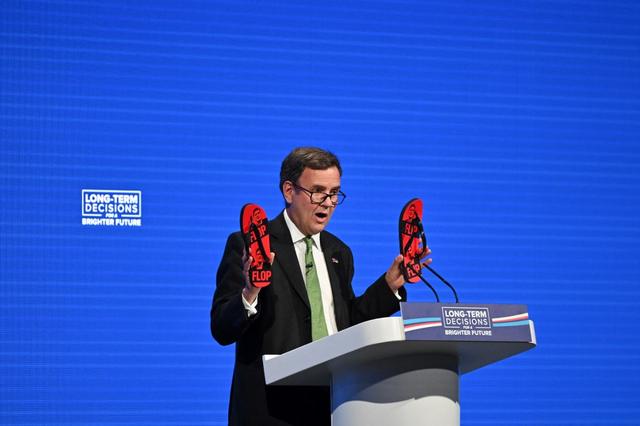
[331,354,460,426]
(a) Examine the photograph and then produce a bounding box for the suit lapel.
[270,213,310,309]
[321,233,349,330]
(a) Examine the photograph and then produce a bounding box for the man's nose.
[320,195,334,208]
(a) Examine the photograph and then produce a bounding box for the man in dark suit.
[211,147,424,425]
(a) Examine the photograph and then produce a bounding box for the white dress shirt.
[282,209,338,336]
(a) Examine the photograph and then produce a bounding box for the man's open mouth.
[315,212,328,219]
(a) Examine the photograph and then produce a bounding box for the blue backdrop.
[2,1,639,424]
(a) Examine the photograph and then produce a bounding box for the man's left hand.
[385,248,432,292]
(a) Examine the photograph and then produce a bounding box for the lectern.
[263,302,536,426]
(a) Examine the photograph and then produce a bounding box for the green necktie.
[304,237,328,341]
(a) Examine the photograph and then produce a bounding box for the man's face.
[283,166,341,236]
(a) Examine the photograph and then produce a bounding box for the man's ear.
[282,181,293,204]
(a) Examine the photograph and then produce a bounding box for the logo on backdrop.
[81,189,142,227]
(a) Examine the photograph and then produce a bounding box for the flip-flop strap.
[402,217,427,258]
[249,222,270,263]
[414,218,428,256]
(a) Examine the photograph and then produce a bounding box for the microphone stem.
[424,264,459,303]
[416,273,440,303]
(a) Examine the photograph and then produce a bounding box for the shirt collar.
[283,209,322,249]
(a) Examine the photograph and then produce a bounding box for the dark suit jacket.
[210,212,406,426]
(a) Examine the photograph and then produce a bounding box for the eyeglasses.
[292,183,347,206]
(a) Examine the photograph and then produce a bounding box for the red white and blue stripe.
[491,313,529,327]
[403,317,442,332]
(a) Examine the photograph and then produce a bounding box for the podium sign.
[401,302,533,342]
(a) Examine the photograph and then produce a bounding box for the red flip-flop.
[398,198,427,283]
[240,203,272,288]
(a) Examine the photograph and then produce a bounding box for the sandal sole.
[240,203,272,288]
[399,198,425,283]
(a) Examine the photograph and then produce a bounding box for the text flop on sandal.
[398,198,427,283]
[240,203,272,288]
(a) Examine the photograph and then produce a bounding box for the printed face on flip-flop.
[284,166,341,236]
[252,248,264,266]
[408,205,417,220]
[251,208,264,225]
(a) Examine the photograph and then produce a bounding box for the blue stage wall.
[2,1,639,424]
